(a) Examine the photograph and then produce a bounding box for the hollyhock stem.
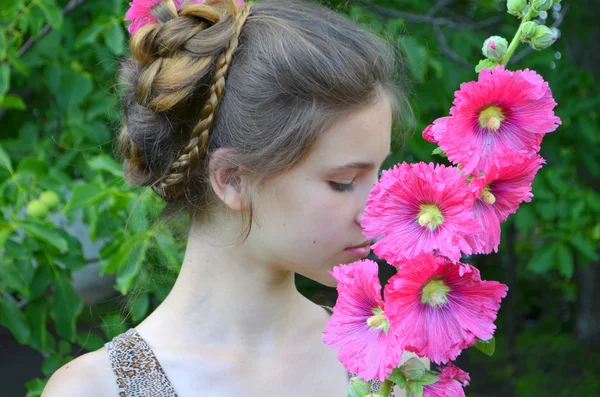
[502,6,534,65]
[378,379,393,396]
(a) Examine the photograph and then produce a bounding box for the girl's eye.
[329,181,355,192]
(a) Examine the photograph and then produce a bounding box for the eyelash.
[329,181,355,192]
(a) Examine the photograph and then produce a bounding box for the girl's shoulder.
[41,347,117,397]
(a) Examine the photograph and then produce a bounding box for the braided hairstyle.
[117,0,413,239]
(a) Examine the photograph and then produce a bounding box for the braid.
[152,3,252,202]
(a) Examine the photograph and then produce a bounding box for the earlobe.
[208,151,244,212]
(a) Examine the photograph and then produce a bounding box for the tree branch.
[356,1,503,30]
[433,24,473,69]
[16,0,87,58]
[427,0,456,17]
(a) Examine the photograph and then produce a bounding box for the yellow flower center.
[366,307,390,333]
[417,204,444,230]
[421,279,451,307]
[479,106,505,131]
[481,186,496,205]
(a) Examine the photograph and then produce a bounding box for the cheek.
[261,179,352,250]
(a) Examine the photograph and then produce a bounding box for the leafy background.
[0,0,598,396]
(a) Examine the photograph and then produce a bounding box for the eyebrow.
[330,151,393,171]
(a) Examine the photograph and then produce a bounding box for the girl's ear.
[208,148,245,211]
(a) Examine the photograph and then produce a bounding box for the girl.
[43,0,425,395]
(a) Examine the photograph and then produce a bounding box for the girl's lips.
[345,246,371,258]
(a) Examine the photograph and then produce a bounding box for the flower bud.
[532,0,553,12]
[482,36,508,61]
[528,25,557,50]
[422,124,437,143]
[348,377,370,397]
[507,0,526,16]
[521,21,537,40]
[401,358,427,381]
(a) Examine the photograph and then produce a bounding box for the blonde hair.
[117,0,413,241]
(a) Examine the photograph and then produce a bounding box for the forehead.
[310,97,392,164]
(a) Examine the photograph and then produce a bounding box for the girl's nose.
[356,209,365,227]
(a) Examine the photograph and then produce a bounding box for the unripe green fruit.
[528,25,557,50]
[26,200,49,219]
[521,21,537,41]
[532,0,553,12]
[507,0,527,16]
[482,36,508,61]
[39,191,60,210]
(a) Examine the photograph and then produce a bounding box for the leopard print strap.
[320,304,397,396]
[105,328,178,397]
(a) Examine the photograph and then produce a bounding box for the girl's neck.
[135,221,320,352]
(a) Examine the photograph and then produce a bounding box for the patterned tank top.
[105,305,395,396]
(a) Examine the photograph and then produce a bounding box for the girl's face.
[247,96,393,287]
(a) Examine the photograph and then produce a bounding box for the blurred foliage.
[0,0,599,396]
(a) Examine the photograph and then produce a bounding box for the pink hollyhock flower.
[466,152,545,254]
[322,260,404,382]
[424,363,470,397]
[361,162,481,264]
[124,0,183,35]
[384,253,508,364]
[125,0,245,36]
[431,65,561,175]
[422,124,437,143]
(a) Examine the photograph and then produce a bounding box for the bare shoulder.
[42,347,117,397]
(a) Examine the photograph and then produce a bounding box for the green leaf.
[41,353,66,376]
[431,147,446,158]
[126,197,148,235]
[104,21,125,55]
[50,272,83,341]
[100,313,128,340]
[25,299,52,352]
[63,183,103,215]
[88,154,123,177]
[514,204,536,234]
[0,144,13,174]
[418,372,439,386]
[54,234,85,271]
[16,157,48,176]
[527,244,557,273]
[20,221,68,253]
[0,94,26,110]
[101,238,129,275]
[0,258,34,295]
[128,293,150,322]
[7,49,29,77]
[0,63,10,97]
[59,340,71,355]
[0,296,31,344]
[37,0,63,29]
[116,239,150,294]
[569,233,600,261]
[388,368,407,388]
[474,336,496,356]
[399,36,428,83]
[75,24,105,49]
[407,381,424,397]
[556,245,574,279]
[25,378,47,397]
[475,59,499,73]
[29,263,53,300]
[76,332,105,351]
